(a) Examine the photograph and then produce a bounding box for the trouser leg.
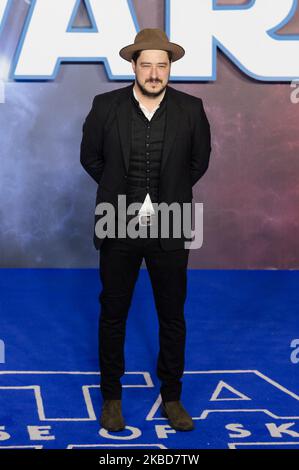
[98,237,143,400]
[144,240,190,402]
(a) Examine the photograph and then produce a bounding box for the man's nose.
[150,67,159,78]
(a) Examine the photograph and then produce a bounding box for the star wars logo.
[0,0,299,81]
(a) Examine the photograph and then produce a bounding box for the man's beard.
[135,76,168,98]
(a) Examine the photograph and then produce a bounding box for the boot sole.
[100,421,126,432]
[161,405,195,431]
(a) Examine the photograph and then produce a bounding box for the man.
[80,28,211,432]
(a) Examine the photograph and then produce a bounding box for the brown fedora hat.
[119,28,185,62]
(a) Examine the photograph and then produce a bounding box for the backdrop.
[1,0,299,268]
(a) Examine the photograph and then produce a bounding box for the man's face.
[131,49,171,98]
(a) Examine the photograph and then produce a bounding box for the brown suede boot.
[161,400,195,431]
[100,399,125,432]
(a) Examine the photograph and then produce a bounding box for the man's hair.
[132,49,172,64]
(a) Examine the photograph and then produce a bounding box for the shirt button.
[146,169,150,172]
[146,161,149,164]
[146,143,149,147]
[146,152,149,155]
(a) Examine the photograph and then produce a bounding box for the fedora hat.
[119,28,185,62]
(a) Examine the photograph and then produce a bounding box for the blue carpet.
[0,268,298,449]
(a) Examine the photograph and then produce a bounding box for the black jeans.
[98,229,190,403]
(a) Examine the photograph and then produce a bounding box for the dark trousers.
[98,229,190,403]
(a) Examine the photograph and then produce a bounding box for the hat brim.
[119,41,185,62]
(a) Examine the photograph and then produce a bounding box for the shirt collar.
[132,85,167,113]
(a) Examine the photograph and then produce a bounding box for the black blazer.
[80,81,211,250]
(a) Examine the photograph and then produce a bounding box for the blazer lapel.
[160,88,181,175]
